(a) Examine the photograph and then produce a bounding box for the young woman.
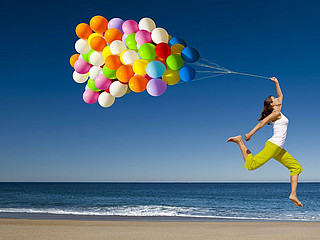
[226,77,303,207]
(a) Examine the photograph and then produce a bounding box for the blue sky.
[0,0,319,182]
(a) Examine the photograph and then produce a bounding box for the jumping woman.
[226,77,303,207]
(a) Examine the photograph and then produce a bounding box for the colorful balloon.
[104,28,123,44]
[89,66,102,80]
[147,78,167,97]
[146,61,166,78]
[98,92,115,107]
[181,47,200,63]
[90,16,108,33]
[162,68,180,85]
[102,65,117,79]
[75,39,91,54]
[74,58,91,74]
[138,43,156,60]
[133,59,149,75]
[121,50,139,66]
[138,18,156,32]
[108,18,124,33]
[82,49,94,63]
[110,40,127,55]
[95,73,113,90]
[89,35,107,52]
[151,28,169,44]
[70,54,80,67]
[135,30,152,45]
[109,81,128,97]
[168,37,187,47]
[116,65,135,83]
[122,20,139,34]
[89,51,104,66]
[171,44,184,55]
[125,33,137,50]
[179,65,196,82]
[102,46,112,59]
[166,54,184,70]
[83,89,99,104]
[73,71,89,83]
[129,75,148,92]
[87,78,101,92]
[105,55,122,70]
[155,43,171,60]
[76,23,92,39]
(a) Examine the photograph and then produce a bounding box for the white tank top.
[268,112,289,148]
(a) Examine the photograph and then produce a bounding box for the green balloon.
[102,65,117,79]
[126,33,137,50]
[166,54,185,70]
[87,78,101,92]
[82,49,95,63]
[138,43,156,60]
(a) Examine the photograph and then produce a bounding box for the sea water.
[0,182,319,221]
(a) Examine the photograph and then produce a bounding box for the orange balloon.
[90,16,108,33]
[70,54,80,68]
[105,55,122,70]
[89,35,107,52]
[104,28,123,44]
[129,75,148,93]
[75,23,92,39]
[116,65,135,83]
[155,57,167,67]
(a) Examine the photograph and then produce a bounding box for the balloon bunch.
[70,16,200,108]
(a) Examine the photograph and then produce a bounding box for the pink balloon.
[83,89,99,104]
[135,30,152,45]
[95,73,113,90]
[74,58,91,74]
[122,20,139,34]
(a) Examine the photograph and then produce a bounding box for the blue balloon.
[146,61,166,79]
[179,65,196,82]
[181,47,200,63]
[168,37,187,47]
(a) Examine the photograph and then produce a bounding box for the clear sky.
[0,0,319,182]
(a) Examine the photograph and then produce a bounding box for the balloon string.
[196,70,227,73]
[229,71,270,79]
[176,73,230,85]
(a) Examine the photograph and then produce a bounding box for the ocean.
[0,183,319,221]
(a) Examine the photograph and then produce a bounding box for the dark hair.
[258,95,274,125]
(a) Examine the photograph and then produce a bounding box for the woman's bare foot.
[226,135,242,143]
[289,194,303,207]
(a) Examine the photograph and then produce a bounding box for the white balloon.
[121,50,139,66]
[75,39,91,54]
[73,71,88,83]
[110,40,127,55]
[98,92,115,108]
[151,28,169,44]
[139,17,156,32]
[89,66,102,80]
[109,81,128,98]
[90,51,104,66]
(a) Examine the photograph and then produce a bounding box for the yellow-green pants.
[245,141,303,176]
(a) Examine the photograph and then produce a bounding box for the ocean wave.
[0,205,319,221]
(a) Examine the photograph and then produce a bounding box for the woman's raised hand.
[245,133,252,141]
[270,77,279,83]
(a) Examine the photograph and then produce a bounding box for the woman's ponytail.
[258,95,274,125]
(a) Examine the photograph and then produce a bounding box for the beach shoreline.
[1,218,319,240]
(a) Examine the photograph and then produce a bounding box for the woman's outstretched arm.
[245,111,281,141]
[270,77,283,101]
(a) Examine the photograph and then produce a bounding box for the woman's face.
[270,96,281,107]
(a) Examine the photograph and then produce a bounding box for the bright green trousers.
[245,141,303,176]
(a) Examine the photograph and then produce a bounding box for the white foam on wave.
[0,206,319,221]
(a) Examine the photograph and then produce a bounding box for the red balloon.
[155,43,171,60]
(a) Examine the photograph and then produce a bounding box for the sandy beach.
[0,218,319,240]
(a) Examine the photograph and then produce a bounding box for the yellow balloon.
[102,46,112,59]
[162,68,180,85]
[132,59,149,75]
[88,33,102,46]
[171,44,184,55]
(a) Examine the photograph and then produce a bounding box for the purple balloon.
[135,30,152,45]
[83,89,99,104]
[74,58,91,74]
[147,78,167,97]
[122,20,139,34]
[108,18,124,33]
[95,73,113,90]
